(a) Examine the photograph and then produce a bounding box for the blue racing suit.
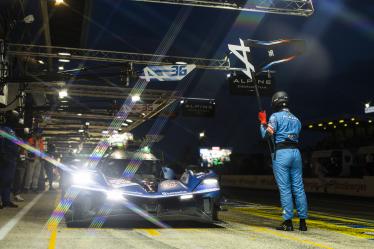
[260,109,308,220]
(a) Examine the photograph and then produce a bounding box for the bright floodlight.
[131,95,141,102]
[106,189,125,201]
[365,103,371,108]
[55,0,65,6]
[199,132,205,138]
[58,66,64,71]
[59,89,68,99]
[23,15,35,24]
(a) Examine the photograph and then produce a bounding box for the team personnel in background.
[258,91,308,231]
[45,143,56,191]
[0,110,20,208]
[24,131,44,193]
[13,148,27,201]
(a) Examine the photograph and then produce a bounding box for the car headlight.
[106,189,126,201]
[72,171,94,185]
[202,178,219,187]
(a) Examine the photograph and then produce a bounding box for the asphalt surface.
[0,188,374,249]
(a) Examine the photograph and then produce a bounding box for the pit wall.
[220,175,374,197]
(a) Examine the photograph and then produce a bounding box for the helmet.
[271,91,289,110]
[4,110,20,127]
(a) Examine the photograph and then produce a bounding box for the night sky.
[10,0,374,161]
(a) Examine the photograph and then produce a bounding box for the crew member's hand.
[258,111,267,125]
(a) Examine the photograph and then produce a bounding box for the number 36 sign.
[140,64,196,82]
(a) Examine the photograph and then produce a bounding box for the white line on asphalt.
[0,193,44,240]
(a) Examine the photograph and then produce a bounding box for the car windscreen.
[100,159,161,178]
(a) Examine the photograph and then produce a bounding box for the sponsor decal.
[140,64,196,82]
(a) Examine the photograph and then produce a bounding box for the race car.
[63,147,221,226]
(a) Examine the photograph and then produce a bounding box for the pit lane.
[0,189,373,249]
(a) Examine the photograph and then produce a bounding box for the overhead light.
[77,113,82,116]
[141,113,146,116]
[38,60,44,65]
[308,125,313,129]
[118,128,122,131]
[122,123,128,127]
[199,132,205,138]
[102,130,109,134]
[55,0,65,6]
[226,73,231,78]
[58,89,68,99]
[318,123,323,127]
[344,124,348,127]
[180,100,185,104]
[58,66,64,71]
[131,95,141,102]
[58,52,71,56]
[333,125,337,129]
[78,129,84,133]
[60,100,68,103]
[59,59,70,63]
[369,120,373,123]
[356,122,359,125]
[328,122,333,125]
[85,122,90,126]
[176,61,187,65]
[126,119,133,123]
[339,120,344,123]
[351,118,355,121]
[365,103,371,108]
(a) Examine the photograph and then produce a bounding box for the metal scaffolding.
[7,43,230,71]
[131,0,314,17]
[23,82,178,147]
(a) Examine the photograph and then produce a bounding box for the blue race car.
[63,148,221,226]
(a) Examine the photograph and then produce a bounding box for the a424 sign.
[140,64,196,82]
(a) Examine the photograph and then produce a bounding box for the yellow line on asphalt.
[251,226,333,249]
[48,229,57,249]
[142,229,161,236]
[239,204,374,226]
[47,191,62,249]
[233,207,374,239]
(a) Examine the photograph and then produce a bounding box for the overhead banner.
[228,71,275,96]
[140,64,196,82]
[181,99,215,118]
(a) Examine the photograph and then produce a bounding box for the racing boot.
[299,219,308,231]
[276,219,294,231]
